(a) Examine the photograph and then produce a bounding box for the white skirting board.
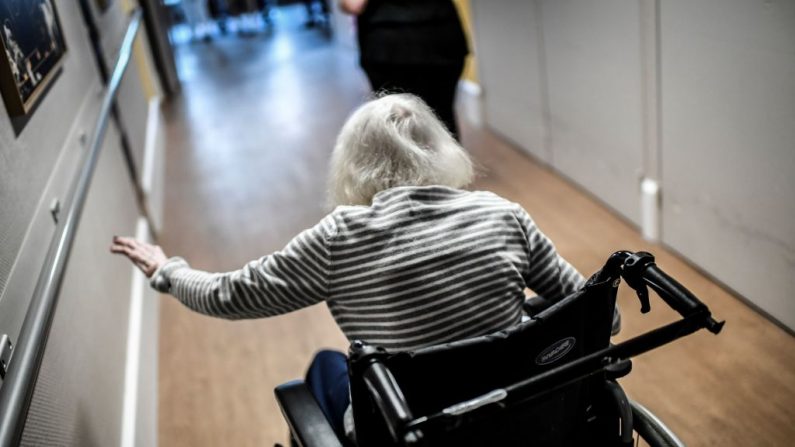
[120,218,160,447]
[121,96,163,447]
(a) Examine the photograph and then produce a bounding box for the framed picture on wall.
[0,0,67,117]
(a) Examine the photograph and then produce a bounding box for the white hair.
[329,94,474,207]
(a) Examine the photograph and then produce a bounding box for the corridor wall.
[469,0,548,162]
[469,0,795,331]
[541,1,645,225]
[0,1,163,445]
[659,0,795,331]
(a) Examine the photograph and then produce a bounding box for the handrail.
[78,0,159,240]
[0,9,143,446]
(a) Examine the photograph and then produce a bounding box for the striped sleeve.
[151,214,338,319]
[512,206,585,302]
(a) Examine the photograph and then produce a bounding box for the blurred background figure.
[302,0,330,29]
[181,0,212,40]
[340,0,468,139]
[206,0,232,34]
[209,0,274,34]
[168,0,275,40]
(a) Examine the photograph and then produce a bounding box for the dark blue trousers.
[305,350,351,437]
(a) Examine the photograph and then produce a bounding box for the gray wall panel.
[0,0,102,295]
[0,90,102,351]
[20,122,139,446]
[469,0,792,329]
[99,3,151,179]
[90,2,151,182]
[0,0,162,444]
[96,4,131,64]
[471,0,549,161]
[471,0,645,223]
[541,0,644,224]
[660,0,795,329]
[118,70,151,178]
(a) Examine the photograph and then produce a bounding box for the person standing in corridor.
[340,0,469,140]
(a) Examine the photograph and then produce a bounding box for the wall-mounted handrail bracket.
[0,335,13,381]
[49,199,61,224]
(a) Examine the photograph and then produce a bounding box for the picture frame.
[0,0,67,118]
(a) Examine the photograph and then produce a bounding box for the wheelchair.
[275,251,724,446]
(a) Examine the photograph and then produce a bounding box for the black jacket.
[357,0,469,66]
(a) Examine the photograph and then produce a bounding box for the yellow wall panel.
[453,0,479,84]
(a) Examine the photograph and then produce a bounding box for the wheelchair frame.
[276,251,724,447]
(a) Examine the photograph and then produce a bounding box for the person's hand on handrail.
[110,236,168,278]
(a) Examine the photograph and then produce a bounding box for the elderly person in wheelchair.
[112,94,722,447]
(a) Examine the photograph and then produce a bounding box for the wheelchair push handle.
[620,252,724,334]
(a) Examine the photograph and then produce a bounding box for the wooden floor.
[159,9,795,447]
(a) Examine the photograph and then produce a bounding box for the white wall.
[659,0,795,330]
[470,0,795,330]
[470,0,549,162]
[542,0,645,225]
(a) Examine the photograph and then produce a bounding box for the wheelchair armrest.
[274,380,344,447]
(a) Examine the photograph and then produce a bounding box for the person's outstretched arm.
[111,215,337,319]
[512,206,585,302]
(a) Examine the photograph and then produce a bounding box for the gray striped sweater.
[152,186,585,351]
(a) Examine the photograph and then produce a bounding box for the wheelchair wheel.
[630,400,685,447]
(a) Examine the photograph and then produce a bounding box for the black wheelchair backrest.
[348,270,620,447]
[347,251,724,447]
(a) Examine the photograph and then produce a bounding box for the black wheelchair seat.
[276,251,724,447]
